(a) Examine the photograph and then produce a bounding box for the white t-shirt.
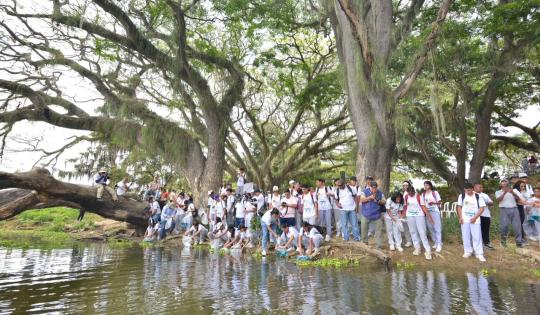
[385,198,402,218]
[244,203,255,228]
[150,201,161,215]
[235,201,245,219]
[315,186,332,211]
[302,193,316,219]
[116,181,128,196]
[336,186,357,211]
[457,193,486,224]
[307,227,322,239]
[281,227,299,241]
[526,197,540,218]
[479,192,493,218]
[261,209,273,226]
[254,194,265,211]
[495,189,523,208]
[188,224,204,234]
[405,193,424,217]
[270,194,282,209]
[281,196,297,218]
[216,200,226,218]
[422,191,441,212]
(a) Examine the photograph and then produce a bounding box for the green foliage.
[396,261,416,270]
[295,258,360,268]
[0,230,72,249]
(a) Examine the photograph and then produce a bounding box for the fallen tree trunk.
[0,168,148,227]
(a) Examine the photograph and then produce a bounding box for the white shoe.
[405,242,412,248]
[325,235,331,242]
[397,246,404,252]
[425,252,432,260]
[476,255,486,262]
[390,244,396,251]
[432,245,436,249]
[529,236,538,241]
[435,245,442,253]
[262,250,266,256]
[413,249,420,256]
[462,252,472,258]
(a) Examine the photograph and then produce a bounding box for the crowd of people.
[93,167,540,263]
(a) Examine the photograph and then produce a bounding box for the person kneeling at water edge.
[184,219,208,245]
[457,183,486,262]
[261,208,280,256]
[277,223,300,252]
[298,222,324,256]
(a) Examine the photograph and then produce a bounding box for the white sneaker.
[390,244,396,251]
[425,252,432,260]
[413,249,420,256]
[432,245,436,249]
[435,245,442,253]
[325,235,331,242]
[405,242,412,248]
[262,250,266,256]
[477,255,486,262]
[397,246,404,252]
[462,252,472,258]
[529,236,538,241]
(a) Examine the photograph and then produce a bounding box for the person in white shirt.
[315,179,333,241]
[277,223,300,251]
[474,183,495,249]
[269,186,282,209]
[236,168,246,196]
[225,189,235,227]
[301,187,317,225]
[519,173,534,195]
[253,189,265,215]
[115,177,129,196]
[94,168,118,201]
[243,196,256,230]
[182,201,195,231]
[235,195,248,228]
[334,179,360,241]
[280,190,298,227]
[385,193,404,252]
[422,181,443,253]
[143,220,158,242]
[404,186,434,260]
[457,183,487,262]
[525,187,540,244]
[298,222,324,255]
[148,196,161,223]
[260,208,280,256]
[184,219,208,244]
[495,179,528,247]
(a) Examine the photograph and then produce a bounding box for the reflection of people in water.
[467,273,494,314]
[391,271,450,314]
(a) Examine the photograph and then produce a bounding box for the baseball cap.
[288,180,295,185]
[519,173,528,178]
[272,186,279,192]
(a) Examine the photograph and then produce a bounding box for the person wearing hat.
[94,168,118,202]
[269,186,282,210]
[315,178,334,241]
[495,179,529,247]
[519,173,534,196]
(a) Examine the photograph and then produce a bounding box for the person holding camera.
[94,168,118,202]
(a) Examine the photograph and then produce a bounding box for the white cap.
[272,186,279,192]
[99,167,107,173]
[288,180,295,185]
[208,190,213,195]
[519,173,528,178]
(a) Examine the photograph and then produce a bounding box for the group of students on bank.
[125,170,540,262]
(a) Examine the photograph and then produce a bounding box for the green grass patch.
[0,229,72,249]
[295,258,360,268]
[481,268,497,276]
[106,238,135,248]
[396,260,416,270]
[531,269,540,278]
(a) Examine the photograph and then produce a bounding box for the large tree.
[324,0,452,192]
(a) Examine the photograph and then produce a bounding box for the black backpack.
[336,185,356,201]
[460,192,480,208]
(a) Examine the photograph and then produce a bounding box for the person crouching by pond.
[298,222,324,256]
[260,208,280,256]
[385,192,404,252]
[360,181,385,250]
[143,219,160,242]
[457,183,486,262]
[159,201,177,240]
[277,223,300,252]
[184,219,208,245]
[94,168,118,202]
[404,186,434,260]
[147,196,161,224]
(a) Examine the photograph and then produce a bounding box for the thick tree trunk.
[0,169,148,227]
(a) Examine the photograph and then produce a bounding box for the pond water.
[1,244,539,314]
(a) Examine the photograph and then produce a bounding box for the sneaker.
[262,250,266,256]
[425,252,432,260]
[405,241,412,248]
[476,255,486,262]
[529,236,538,242]
[462,252,472,258]
[485,243,495,250]
[432,245,437,249]
[435,245,442,253]
[390,244,396,251]
[397,246,404,252]
[413,249,420,256]
[325,235,331,242]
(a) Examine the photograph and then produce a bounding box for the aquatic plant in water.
[295,258,360,268]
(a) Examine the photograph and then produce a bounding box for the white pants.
[402,220,413,243]
[303,215,317,226]
[302,234,323,249]
[407,216,431,252]
[426,211,443,246]
[384,216,402,247]
[461,223,483,256]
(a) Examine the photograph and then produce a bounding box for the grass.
[107,238,136,248]
[0,229,72,249]
[295,258,360,268]
[532,269,540,278]
[396,260,416,270]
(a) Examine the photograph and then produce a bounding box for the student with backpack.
[495,179,529,247]
[474,183,495,250]
[385,192,404,252]
[360,181,385,249]
[334,179,360,241]
[301,187,317,225]
[457,183,487,262]
[315,179,333,241]
[404,186,434,260]
[423,181,443,253]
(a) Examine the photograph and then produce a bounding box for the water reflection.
[1,244,540,314]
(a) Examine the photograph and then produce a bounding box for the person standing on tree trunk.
[474,183,495,250]
[94,168,118,202]
[236,168,246,196]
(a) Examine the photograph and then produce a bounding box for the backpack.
[336,185,356,201]
[315,186,329,201]
[460,193,480,208]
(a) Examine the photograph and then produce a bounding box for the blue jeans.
[340,210,360,241]
[235,218,245,228]
[280,217,296,227]
[160,220,176,239]
[261,222,276,251]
